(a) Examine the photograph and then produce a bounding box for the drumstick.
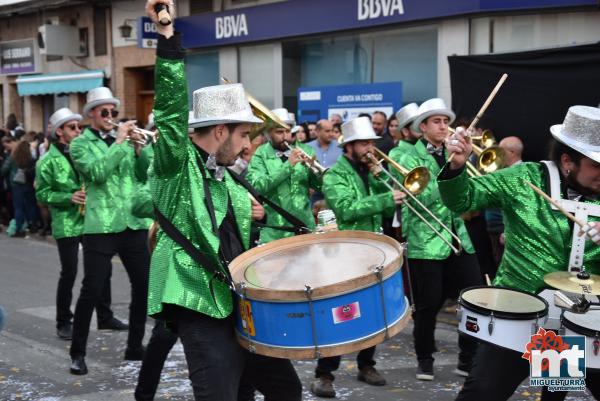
[448,73,508,163]
[485,274,491,286]
[248,192,259,204]
[155,3,172,26]
[525,181,586,228]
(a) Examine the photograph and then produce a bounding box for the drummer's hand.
[445,127,472,170]
[145,0,175,38]
[288,148,303,167]
[251,198,265,221]
[579,222,600,245]
[392,190,406,205]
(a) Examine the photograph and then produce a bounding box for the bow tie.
[205,154,226,181]
[426,142,444,157]
[99,130,116,140]
[275,149,292,159]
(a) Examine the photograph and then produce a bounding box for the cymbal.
[544,271,600,295]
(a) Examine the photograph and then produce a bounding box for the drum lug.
[531,316,540,335]
[456,305,463,321]
[558,324,566,336]
[373,265,390,340]
[594,335,599,356]
[488,312,495,336]
[304,285,321,359]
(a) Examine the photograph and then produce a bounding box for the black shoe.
[124,345,146,361]
[98,317,128,331]
[70,355,88,375]
[310,377,336,398]
[416,359,434,381]
[454,361,472,377]
[57,324,72,340]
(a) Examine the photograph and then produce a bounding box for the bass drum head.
[229,230,402,301]
[460,286,548,320]
[563,309,600,337]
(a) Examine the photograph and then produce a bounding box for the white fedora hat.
[271,108,295,126]
[550,105,600,164]
[50,108,82,137]
[339,116,380,148]
[411,98,455,134]
[396,103,419,130]
[83,87,120,117]
[188,83,263,129]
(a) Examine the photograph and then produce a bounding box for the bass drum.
[458,286,548,352]
[229,230,410,359]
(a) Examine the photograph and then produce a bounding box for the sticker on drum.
[458,286,548,352]
[228,230,411,359]
[562,309,600,370]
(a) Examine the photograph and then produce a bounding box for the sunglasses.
[65,123,82,131]
[100,109,119,118]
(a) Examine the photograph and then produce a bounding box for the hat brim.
[188,115,263,129]
[550,124,600,164]
[338,133,381,148]
[52,114,83,136]
[83,98,120,117]
[411,109,456,134]
[397,115,417,130]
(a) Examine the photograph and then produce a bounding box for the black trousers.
[315,346,377,380]
[172,306,301,401]
[456,342,600,401]
[55,236,113,328]
[135,320,178,401]
[410,252,482,363]
[70,229,150,357]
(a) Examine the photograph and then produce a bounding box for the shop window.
[239,44,276,108]
[185,52,220,106]
[190,0,213,14]
[94,6,108,56]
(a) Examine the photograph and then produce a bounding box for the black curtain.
[448,42,600,162]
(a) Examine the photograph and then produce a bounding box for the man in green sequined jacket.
[68,85,151,375]
[247,108,321,243]
[36,108,115,342]
[442,106,600,401]
[309,116,405,398]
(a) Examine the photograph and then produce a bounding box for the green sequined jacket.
[398,140,475,260]
[69,128,151,234]
[147,39,252,320]
[246,142,320,243]
[35,144,83,239]
[323,155,395,232]
[438,162,600,293]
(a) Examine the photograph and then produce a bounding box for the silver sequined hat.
[188,83,263,128]
[83,87,120,117]
[550,106,600,163]
[271,108,295,126]
[395,102,419,130]
[49,108,82,138]
[411,98,455,134]
[339,116,380,148]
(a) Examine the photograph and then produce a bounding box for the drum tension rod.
[374,265,390,340]
[531,314,541,335]
[238,282,256,354]
[488,312,495,336]
[304,285,321,359]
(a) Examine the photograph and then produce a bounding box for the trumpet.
[107,119,157,146]
[284,141,327,176]
[366,152,463,255]
[373,148,429,195]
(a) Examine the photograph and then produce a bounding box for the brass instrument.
[284,141,327,176]
[221,77,289,140]
[108,119,157,145]
[366,152,463,255]
[449,128,504,174]
[373,148,429,195]
[471,129,496,148]
[78,183,86,216]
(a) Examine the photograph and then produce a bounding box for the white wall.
[436,18,469,106]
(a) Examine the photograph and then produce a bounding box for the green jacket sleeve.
[70,139,128,184]
[35,159,73,207]
[135,145,154,183]
[246,151,293,195]
[324,169,395,222]
[153,33,189,178]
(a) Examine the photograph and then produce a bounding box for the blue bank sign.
[176,0,596,49]
[137,17,158,49]
[297,82,402,124]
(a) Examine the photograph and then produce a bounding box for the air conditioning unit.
[38,25,85,57]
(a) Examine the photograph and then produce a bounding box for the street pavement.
[0,234,594,400]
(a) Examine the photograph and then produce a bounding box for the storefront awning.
[16,70,104,96]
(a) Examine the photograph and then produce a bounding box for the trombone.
[367,151,463,255]
[449,128,505,175]
[108,119,157,146]
[373,148,429,195]
[284,141,327,176]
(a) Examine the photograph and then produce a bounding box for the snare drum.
[458,286,549,352]
[561,309,600,370]
[229,230,410,359]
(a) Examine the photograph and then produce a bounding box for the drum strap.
[540,161,600,271]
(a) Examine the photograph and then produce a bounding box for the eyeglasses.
[65,123,82,131]
[100,109,119,119]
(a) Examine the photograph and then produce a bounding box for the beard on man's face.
[215,136,243,167]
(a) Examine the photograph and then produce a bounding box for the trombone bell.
[373,148,430,196]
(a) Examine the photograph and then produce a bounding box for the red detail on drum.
[465,316,479,333]
[332,302,361,324]
[239,299,256,336]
